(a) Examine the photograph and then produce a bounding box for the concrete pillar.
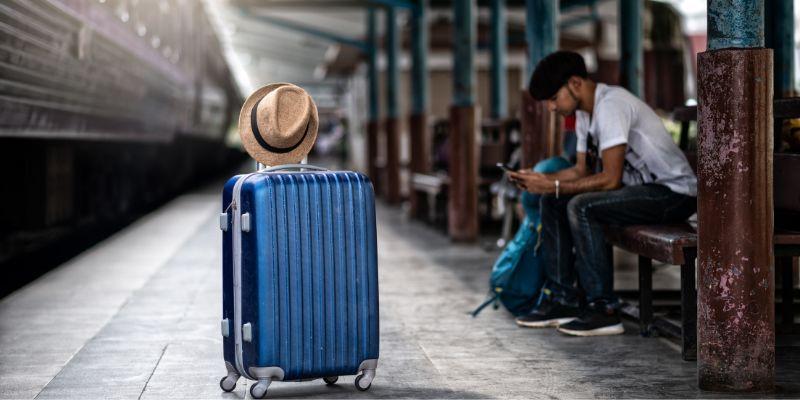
[521,0,557,168]
[697,0,774,391]
[384,6,401,203]
[409,1,430,217]
[449,0,478,242]
[366,8,380,191]
[619,0,643,97]
[490,0,508,119]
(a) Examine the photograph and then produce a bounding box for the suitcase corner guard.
[248,366,285,381]
[221,319,230,337]
[219,213,229,231]
[242,322,253,342]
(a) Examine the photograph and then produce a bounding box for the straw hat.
[238,83,318,166]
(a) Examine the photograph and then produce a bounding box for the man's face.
[545,83,579,117]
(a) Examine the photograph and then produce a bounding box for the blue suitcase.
[218,164,379,399]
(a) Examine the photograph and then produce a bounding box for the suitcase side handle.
[259,164,328,173]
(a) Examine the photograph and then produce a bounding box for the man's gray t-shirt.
[575,83,697,197]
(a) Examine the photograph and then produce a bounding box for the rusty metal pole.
[384,5,401,204]
[449,0,478,242]
[521,0,557,168]
[409,1,429,217]
[697,0,774,392]
[366,8,380,192]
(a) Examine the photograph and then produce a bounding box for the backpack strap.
[470,292,499,317]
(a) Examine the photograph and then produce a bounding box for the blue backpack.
[472,156,572,317]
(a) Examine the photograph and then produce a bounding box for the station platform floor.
[1,178,799,399]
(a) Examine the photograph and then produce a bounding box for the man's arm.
[509,145,625,195]
[542,152,589,182]
[512,151,589,182]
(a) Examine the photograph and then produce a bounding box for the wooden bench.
[609,224,800,360]
[607,224,698,358]
[410,173,448,228]
[607,97,800,361]
[410,118,521,229]
[410,173,499,230]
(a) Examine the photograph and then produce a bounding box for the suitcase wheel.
[249,379,271,399]
[219,373,239,392]
[323,376,339,385]
[354,372,374,392]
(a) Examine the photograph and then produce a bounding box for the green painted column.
[449,0,478,242]
[367,8,379,122]
[490,0,507,119]
[525,0,557,80]
[385,6,400,119]
[453,0,475,107]
[384,6,401,203]
[366,8,380,186]
[409,1,431,217]
[765,0,794,97]
[411,2,428,116]
[619,0,643,97]
[522,0,557,168]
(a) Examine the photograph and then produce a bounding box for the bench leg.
[780,256,795,326]
[681,249,697,361]
[638,256,653,336]
[428,192,438,226]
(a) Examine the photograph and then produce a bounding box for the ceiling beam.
[231,0,417,9]
[232,0,602,9]
[239,8,371,52]
[231,42,324,64]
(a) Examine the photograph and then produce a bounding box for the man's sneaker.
[556,302,624,336]
[515,296,581,328]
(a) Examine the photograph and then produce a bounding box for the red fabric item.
[564,115,576,131]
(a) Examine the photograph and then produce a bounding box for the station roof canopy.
[207,0,682,105]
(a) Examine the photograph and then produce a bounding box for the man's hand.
[507,170,554,194]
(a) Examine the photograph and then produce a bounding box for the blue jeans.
[539,184,696,305]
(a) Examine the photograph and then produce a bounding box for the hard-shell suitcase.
[218,164,379,399]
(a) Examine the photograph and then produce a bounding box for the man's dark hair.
[528,51,588,100]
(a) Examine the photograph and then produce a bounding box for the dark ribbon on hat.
[250,97,310,154]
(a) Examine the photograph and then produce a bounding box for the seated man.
[508,51,697,336]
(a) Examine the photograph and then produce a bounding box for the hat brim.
[238,83,319,166]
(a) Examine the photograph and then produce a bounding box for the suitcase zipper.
[232,173,255,380]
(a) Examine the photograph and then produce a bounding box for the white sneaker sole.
[557,323,625,336]
[515,317,576,328]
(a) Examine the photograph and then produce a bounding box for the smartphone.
[496,162,514,173]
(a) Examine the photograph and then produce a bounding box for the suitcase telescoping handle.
[222,164,329,216]
[258,164,328,173]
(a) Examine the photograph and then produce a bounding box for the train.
[0,0,244,294]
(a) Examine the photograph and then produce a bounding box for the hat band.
[250,98,309,154]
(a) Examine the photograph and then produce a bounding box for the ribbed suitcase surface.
[221,170,379,384]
